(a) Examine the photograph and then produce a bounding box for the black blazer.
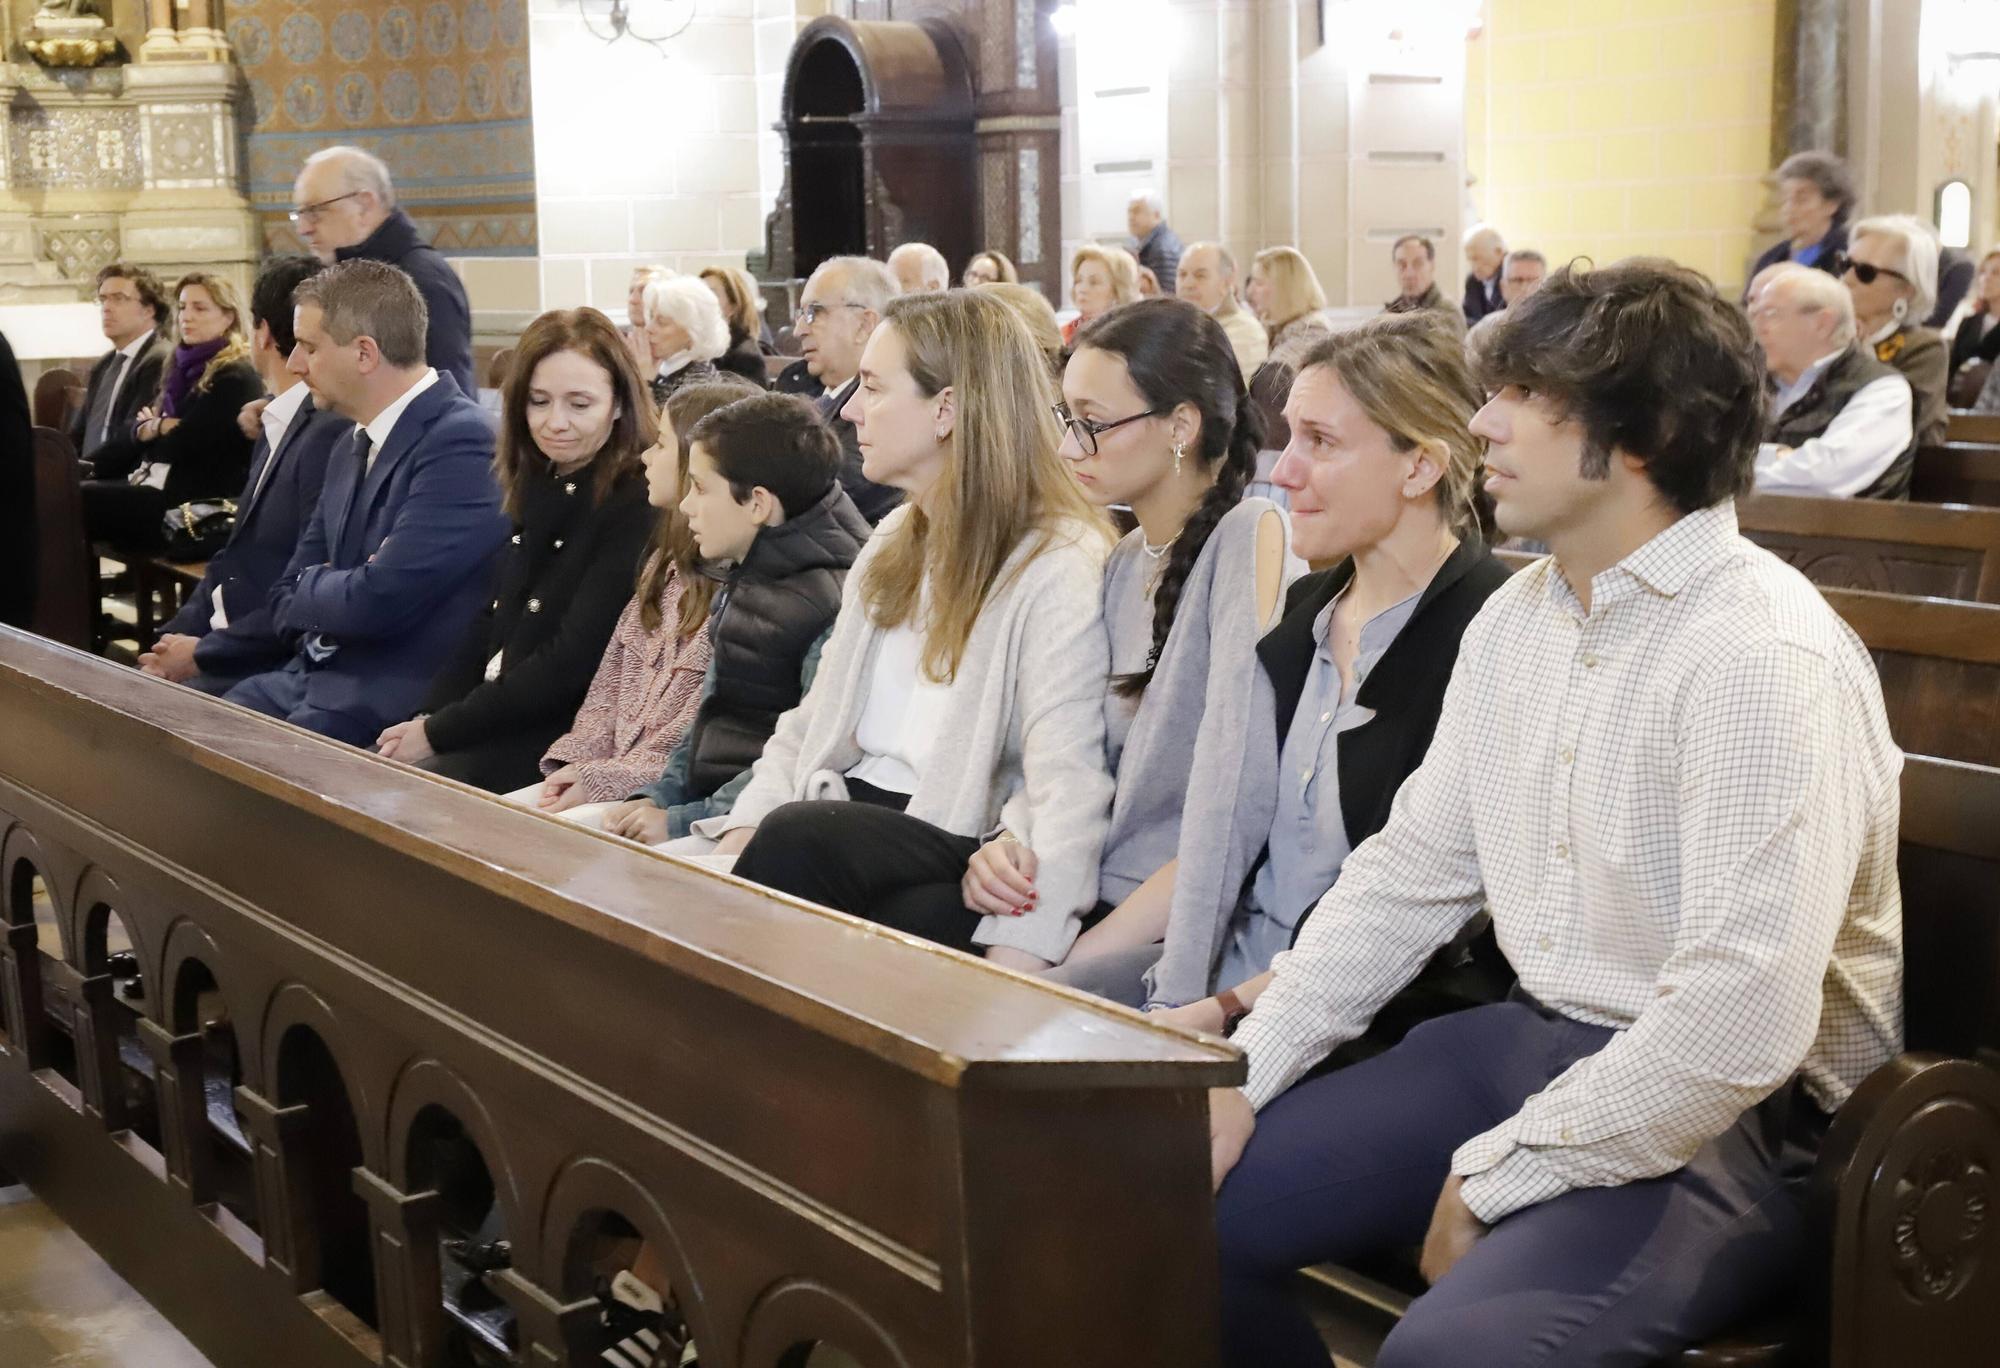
[1950,312,2000,375]
[1256,537,1515,1053]
[816,376,902,524]
[160,393,352,687]
[336,209,476,398]
[70,331,174,476]
[1259,536,1509,849]
[134,358,265,507]
[422,464,654,759]
[1462,271,1503,325]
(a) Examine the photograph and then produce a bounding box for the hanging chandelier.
[577,0,697,55]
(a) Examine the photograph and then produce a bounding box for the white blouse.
[847,617,953,795]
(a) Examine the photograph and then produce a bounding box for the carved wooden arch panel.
[70,864,140,980]
[737,1277,916,1368]
[382,1054,530,1254]
[534,1153,720,1347]
[2,821,63,929]
[156,915,249,1041]
[258,980,384,1172]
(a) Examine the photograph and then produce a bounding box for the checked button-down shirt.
[1231,501,1904,1223]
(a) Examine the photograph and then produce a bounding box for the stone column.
[1771,0,1846,160]
[122,60,260,293]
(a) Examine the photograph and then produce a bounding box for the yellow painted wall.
[1465,0,1777,290]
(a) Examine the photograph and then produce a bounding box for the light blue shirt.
[1217,582,1422,987]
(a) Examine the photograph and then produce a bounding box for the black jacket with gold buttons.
[422,462,653,756]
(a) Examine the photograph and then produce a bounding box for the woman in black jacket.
[374,308,655,791]
[700,265,771,387]
[80,271,262,551]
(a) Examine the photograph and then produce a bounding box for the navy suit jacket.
[264,373,508,735]
[161,392,353,688]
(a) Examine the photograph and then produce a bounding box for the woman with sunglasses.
[1842,215,1949,455]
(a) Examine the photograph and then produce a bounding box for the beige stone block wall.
[1465,0,1776,291]
[526,0,791,319]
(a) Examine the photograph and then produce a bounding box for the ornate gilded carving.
[24,0,120,68]
[1891,1149,1990,1301]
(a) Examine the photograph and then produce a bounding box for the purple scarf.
[159,336,227,419]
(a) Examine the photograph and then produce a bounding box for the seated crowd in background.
[26,132,2000,1368]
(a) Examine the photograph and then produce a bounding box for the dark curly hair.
[1474,258,1767,514]
[1075,297,1264,697]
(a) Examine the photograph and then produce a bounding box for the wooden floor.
[0,1186,211,1368]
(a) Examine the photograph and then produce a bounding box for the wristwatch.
[1216,987,1250,1031]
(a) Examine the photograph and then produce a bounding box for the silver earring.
[1173,440,1185,476]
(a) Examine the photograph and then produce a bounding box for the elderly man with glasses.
[792,254,904,523]
[290,145,475,397]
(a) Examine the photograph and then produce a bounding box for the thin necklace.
[1141,533,1176,560]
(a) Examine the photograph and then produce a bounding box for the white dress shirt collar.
[114,329,155,362]
[362,367,440,466]
[259,380,310,452]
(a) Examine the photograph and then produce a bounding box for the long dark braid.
[1080,299,1265,697]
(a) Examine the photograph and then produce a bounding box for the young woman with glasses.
[1030,297,1298,1006]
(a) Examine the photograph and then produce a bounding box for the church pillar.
[1772,0,1847,160]
[973,0,1063,299]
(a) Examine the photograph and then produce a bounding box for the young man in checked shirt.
[1207,260,1903,1368]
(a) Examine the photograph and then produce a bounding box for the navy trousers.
[223,662,379,749]
[1215,1000,1823,1368]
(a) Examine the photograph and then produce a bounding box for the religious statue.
[25,0,120,67]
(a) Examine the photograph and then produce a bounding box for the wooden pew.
[1945,411,2000,445]
[27,426,93,650]
[1821,587,2000,767]
[0,628,1239,1368]
[1737,492,2000,603]
[1912,441,2000,508]
[1299,754,2000,1368]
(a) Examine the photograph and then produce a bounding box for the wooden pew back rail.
[0,628,1240,1368]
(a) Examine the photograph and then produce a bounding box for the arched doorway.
[761,17,977,286]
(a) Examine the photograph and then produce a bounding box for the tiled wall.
[229,0,542,331]
[525,0,801,321]
[1464,0,1777,291]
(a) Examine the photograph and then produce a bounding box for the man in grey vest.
[1750,263,1914,499]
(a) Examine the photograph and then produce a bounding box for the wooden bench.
[1737,492,2000,602]
[27,426,93,650]
[1945,411,2000,445]
[0,627,1238,1368]
[1912,441,2000,508]
[1300,753,2000,1367]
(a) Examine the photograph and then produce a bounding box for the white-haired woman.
[1845,214,1949,449]
[643,274,731,408]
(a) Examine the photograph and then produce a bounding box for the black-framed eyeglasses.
[1833,253,1909,288]
[1052,401,1163,456]
[288,191,360,226]
[794,301,868,327]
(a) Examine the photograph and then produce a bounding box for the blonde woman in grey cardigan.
[1031,300,1294,1003]
[709,291,1117,970]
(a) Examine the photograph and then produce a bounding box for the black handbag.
[161,499,236,561]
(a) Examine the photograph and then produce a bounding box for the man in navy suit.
[224,259,507,747]
[142,255,350,693]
